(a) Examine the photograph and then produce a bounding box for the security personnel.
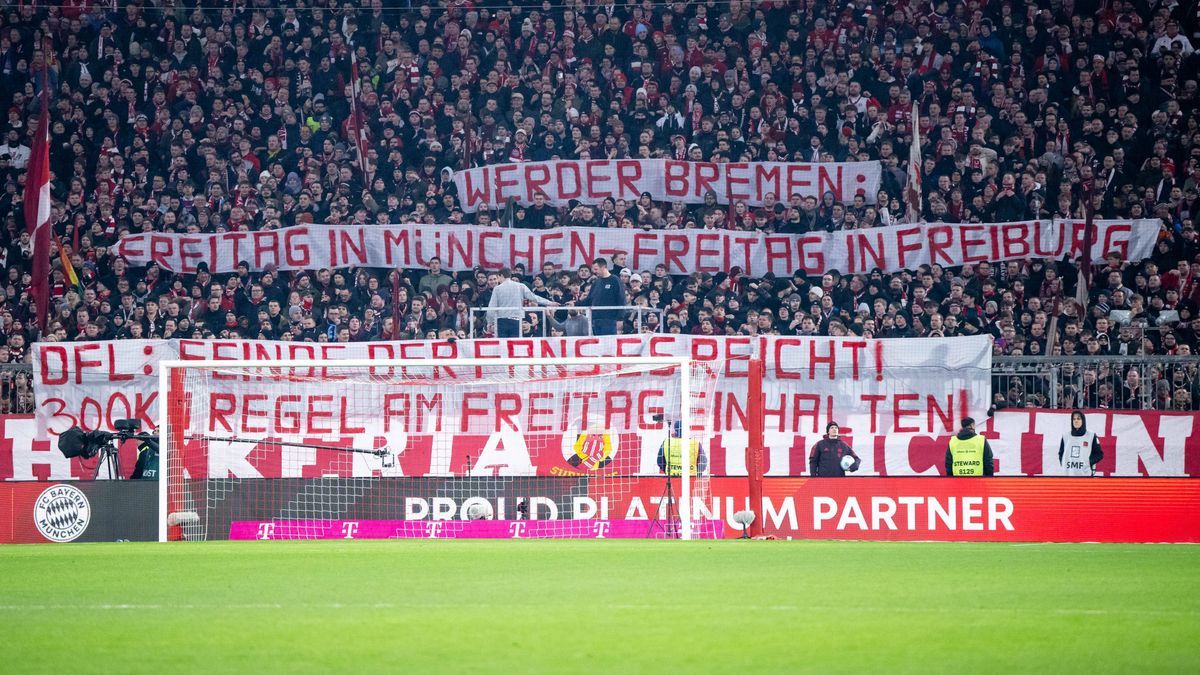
[1058,410,1104,476]
[657,422,708,476]
[945,417,995,476]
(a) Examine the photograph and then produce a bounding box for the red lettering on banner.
[525,164,550,202]
[494,164,519,201]
[895,227,924,269]
[275,395,302,434]
[764,237,792,277]
[695,234,722,272]
[1100,224,1132,260]
[569,231,595,268]
[959,225,988,264]
[209,393,235,432]
[539,231,564,266]
[785,165,812,199]
[106,343,133,381]
[242,394,268,434]
[754,165,781,202]
[664,160,689,197]
[725,163,750,201]
[817,166,842,201]
[307,395,334,434]
[861,394,886,433]
[478,231,503,268]
[462,167,492,209]
[1000,223,1029,259]
[731,236,755,273]
[283,228,311,268]
[383,230,412,267]
[694,162,719,198]
[339,397,365,434]
[927,394,956,433]
[416,229,445,267]
[527,392,554,432]
[851,231,886,273]
[585,161,613,198]
[150,235,173,270]
[556,162,581,200]
[117,235,144,261]
[1033,220,1062,257]
[74,344,103,384]
[226,232,249,269]
[809,341,835,380]
[40,346,68,385]
[632,233,659,270]
[796,235,826,274]
[893,393,921,433]
[447,229,472,269]
[662,235,688,273]
[252,231,277,270]
[337,230,367,267]
[461,392,489,431]
[510,233,535,271]
[616,161,641,199]
[927,225,954,265]
[177,236,203,273]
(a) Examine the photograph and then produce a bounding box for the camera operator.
[58,419,159,480]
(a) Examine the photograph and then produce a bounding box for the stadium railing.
[992,355,1200,411]
[468,305,664,338]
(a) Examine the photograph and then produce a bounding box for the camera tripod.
[646,474,680,539]
[92,443,123,480]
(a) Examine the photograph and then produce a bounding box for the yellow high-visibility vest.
[948,435,985,476]
[664,439,700,476]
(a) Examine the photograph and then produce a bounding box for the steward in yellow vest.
[945,417,995,476]
[656,422,708,476]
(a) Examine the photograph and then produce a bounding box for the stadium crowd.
[1,0,1199,413]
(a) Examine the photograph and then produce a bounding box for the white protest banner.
[10,408,1200,480]
[451,159,882,211]
[116,219,1162,277]
[33,335,991,477]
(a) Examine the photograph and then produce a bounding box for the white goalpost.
[157,357,720,541]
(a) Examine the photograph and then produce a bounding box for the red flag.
[904,102,923,223]
[24,88,51,335]
[348,51,369,177]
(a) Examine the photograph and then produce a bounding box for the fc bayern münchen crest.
[33,484,91,542]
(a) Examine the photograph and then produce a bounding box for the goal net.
[158,358,723,541]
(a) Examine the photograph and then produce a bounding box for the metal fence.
[4,354,1200,412]
[0,362,35,415]
[468,306,664,338]
[992,356,1200,411]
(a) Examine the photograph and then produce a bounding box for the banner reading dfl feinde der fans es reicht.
[32,335,991,478]
[451,159,883,211]
[114,219,1161,277]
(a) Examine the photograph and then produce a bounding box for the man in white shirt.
[487,268,557,338]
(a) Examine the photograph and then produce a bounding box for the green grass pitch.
[0,541,1196,673]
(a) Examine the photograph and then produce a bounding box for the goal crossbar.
[157,357,696,541]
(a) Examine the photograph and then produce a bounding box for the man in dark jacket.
[945,417,995,476]
[584,258,626,336]
[1058,410,1104,476]
[809,422,861,476]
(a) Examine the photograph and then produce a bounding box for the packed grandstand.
[1,0,1199,415]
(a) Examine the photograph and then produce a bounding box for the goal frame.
[157,357,696,541]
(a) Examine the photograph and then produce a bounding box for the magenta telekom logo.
[342,521,359,539]
[256,523,274,540]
